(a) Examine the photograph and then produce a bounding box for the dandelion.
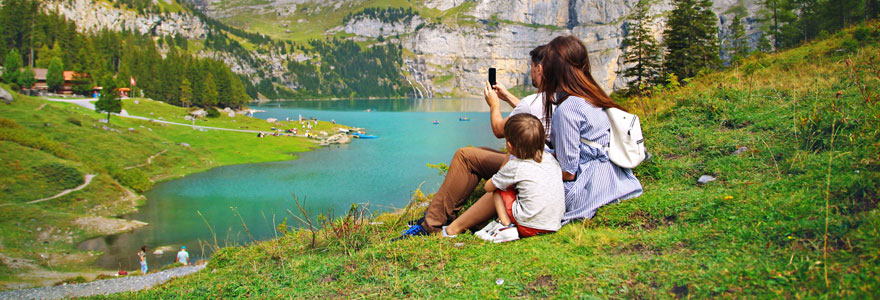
[723,195,733,201]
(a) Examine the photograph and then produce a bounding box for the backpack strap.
[580,138,608,151]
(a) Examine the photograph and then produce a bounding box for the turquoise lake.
[80,98,511,270]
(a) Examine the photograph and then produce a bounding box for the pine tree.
[2,49,22,84]
[202,73,218,108]
[759,0,798,50]
[724,14,751,65]
[179,78,192,108]
[94,75,122,124]
[619,0,661,94]
[18,67,35,93]
[35,44,51,68]
[47,57,64,92]
[663,0,721,80]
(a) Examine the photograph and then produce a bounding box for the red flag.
[130,77,136,86]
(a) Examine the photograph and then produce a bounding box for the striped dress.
[549,95,643,222]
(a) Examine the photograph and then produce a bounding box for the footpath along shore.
[0,264,206,300]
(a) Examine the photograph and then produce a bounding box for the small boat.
[433,120,440,125]
[458,117,470,121]
[351,132,378,139]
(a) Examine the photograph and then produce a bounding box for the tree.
[663,0,721,81]
[94,75,121,124]
[759,0,797,50]
[201,73,218,108]
[18,67,35,93]
[619,0,662,94]
[179,78,192,108]
[724,14,751,65]
[2,49,22,84]
[47,57,64,92]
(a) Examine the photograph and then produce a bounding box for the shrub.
[66,117,82,127]
[8,83,19,91]
[0,117,20,128]
[841,38,860,53]
[107,166,153,192]
[32,163,84,190]
[206,108,220,118]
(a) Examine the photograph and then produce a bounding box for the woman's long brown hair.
[541,35,624,129]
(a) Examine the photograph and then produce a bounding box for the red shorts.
[499,189,555,238]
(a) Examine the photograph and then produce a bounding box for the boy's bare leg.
[494,192,512,226]
[445,192,497,235]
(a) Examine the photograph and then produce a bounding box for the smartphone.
[488,68,496,86]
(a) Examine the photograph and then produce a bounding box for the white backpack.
[581,108,648,169]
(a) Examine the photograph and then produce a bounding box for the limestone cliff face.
[45,0,209,39]
[401,0,762,96]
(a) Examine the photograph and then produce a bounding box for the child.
[475,113,564,243]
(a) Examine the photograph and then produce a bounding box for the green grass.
[91,24,880,298]
[0,91,348,288]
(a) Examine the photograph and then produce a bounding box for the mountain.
[187,0,764,97]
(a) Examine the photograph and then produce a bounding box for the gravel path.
[0,264,205,299]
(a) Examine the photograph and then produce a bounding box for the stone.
[697,175,717,185]
[0,87,13,104]
[179,142,190,147]
[733,146,749,155]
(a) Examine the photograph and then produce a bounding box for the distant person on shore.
[137,245,148,274]
[175,246,189,266]
[442,114,564,242]
[395,45,549,239]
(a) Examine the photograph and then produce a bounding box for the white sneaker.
[489,225,520,243]
[475,220,502,240]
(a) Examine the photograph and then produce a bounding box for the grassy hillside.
[0,92,346,288]
[94,24,880,298]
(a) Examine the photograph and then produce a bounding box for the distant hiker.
[175,246,189,266]
[443,114,564,242]
[137,245,148,274]
[395,44,549,239]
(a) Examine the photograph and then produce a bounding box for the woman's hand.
[562,171,576,181]
[483,81,500,109]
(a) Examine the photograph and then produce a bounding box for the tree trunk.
[107,112,111,125]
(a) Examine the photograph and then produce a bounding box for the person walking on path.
[137,246,148,274]
[175,246,189,266]
[395,45,548,239]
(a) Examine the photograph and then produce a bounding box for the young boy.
[476,114,564,243]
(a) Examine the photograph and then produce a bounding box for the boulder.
[0,87,13,104]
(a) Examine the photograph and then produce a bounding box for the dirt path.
[26,174,96,204]
[124,149,167,170]
[0,264,206,300]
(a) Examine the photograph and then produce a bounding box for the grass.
[83,23,880,299]
[0,91,349,288]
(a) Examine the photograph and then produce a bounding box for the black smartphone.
[488,68,496,86]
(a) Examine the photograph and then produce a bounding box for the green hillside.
[87,23,880,298]
[0,91,347,288]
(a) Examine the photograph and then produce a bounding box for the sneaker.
[391,224,429,241]
[407,212,427,226]
[474,220,503,240]
[441,226,457,238]
[488,225,520,243]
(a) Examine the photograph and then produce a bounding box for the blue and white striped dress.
[549,95,643,222]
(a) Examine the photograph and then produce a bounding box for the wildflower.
[787,236,794,240]
[723,195,733,201]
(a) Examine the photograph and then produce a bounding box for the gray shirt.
[491,152,565,231]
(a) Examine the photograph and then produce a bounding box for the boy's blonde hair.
[504,114,545,162]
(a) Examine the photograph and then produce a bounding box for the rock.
[733,146,749,155]
[227,112,235,117]
[128,128,135,132]
[0,87,13,104]
[133,100,139,104]
[697,175,717,185]
[266,118,278,123]
[179,142,190,147]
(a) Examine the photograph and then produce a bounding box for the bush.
[206,108,220,118]
[841,38,860,53]
[66,117,82,127]
[8,83,19,91]
[0,117,21,128]
[32,163,84,190]
[107,166,153,192]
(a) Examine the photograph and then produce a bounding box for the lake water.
[79,98,510,270]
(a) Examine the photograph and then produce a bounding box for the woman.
[541,35,642,222]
